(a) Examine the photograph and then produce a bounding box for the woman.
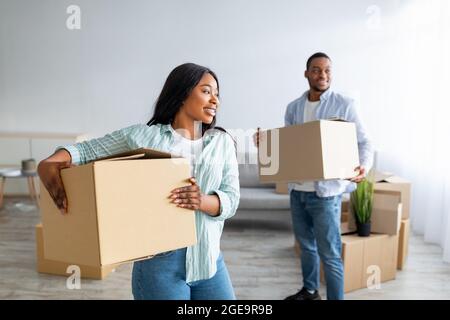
[38,63,240,300]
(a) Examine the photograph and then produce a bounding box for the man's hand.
[253,127,260,148]
[169,177,202,210]
[349,166,366,183]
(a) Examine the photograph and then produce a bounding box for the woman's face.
[180,73,219,124]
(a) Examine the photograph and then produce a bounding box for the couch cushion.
[239,187,290,210]
[239,163,274,188]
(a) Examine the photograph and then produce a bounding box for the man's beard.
[308,79,330,93]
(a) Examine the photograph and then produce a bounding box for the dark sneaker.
[284,287,322,300]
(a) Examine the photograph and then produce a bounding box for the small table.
[0,169,39,209]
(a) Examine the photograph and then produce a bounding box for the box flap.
[373,170,395,182]
[325,117,349,122]
[372,170,410,184]
[384,175,410,184]
[95,148,179,162]
[371,192,402,235]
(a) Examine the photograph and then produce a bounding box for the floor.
[1,197,449,300]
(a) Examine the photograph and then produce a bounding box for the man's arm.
[345,100,375,182]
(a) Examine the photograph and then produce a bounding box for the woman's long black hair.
[147,63,225,136]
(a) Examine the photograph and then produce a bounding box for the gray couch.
[236,161,291,216]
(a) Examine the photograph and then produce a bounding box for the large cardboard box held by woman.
[39,148,197,268]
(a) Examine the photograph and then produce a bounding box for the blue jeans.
[290,190,344,300]
[132,248,236,300]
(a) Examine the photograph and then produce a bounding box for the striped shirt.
[61,123,240,283]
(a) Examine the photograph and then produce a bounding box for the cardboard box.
[40,148,197,268]
[258,120,360,183]
[341,199,350,213]
[340,198,356,234]
[35,224,116,279]
[297,233,398,293]
[275,182,289,194]
[341,210,356,234]
[397,219,410,270]
[348,190,402,235]
[371,191,402,235]
[321,234,398,293]
[374,172,411,219]
[344,234,398,292]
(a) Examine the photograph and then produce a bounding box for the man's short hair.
[306,52,331,70]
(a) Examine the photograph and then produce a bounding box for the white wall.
[0,0,410,137]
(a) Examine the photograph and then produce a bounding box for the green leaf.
[350,177,374,224]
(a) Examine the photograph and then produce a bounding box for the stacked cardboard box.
[331,234,399,293]
[38,148,198,275]
[373,172,411,219]
[340,200,355,234]
[347,190,402,236]
[373,172,411,269]
[294,172,411,292]
[297,233,399,293]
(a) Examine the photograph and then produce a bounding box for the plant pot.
[356,222,371,237]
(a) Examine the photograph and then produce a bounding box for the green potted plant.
[350,176,374,237]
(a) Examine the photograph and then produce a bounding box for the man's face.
[304,57,332,93]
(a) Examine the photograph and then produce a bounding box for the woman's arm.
[38,124,143,214]
[65,125,140,165]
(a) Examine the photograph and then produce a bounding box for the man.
[256,52,373,300]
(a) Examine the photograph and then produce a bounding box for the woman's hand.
[37,149,73,214]
[169,177,202,210]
